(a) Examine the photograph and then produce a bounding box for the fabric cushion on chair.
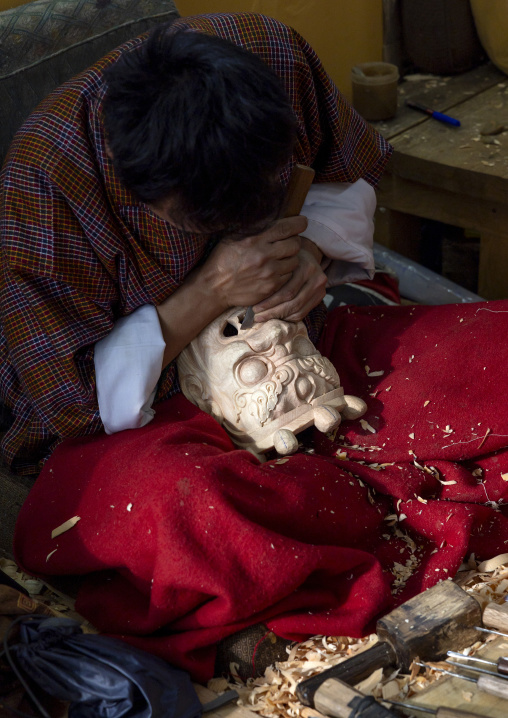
[0,0,180,160]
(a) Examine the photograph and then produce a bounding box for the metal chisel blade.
[240,305,255,330]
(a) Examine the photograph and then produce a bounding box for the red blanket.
[14,301,508,682]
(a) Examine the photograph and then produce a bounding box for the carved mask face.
[177,308,341,444]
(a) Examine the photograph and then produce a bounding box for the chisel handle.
[282,164,315,218]
[436,709,491,718]
[240,163,314,330]
[314,678,398,718]
[296,642,395,706]
[483,601,508,633]
[477,672,508,698]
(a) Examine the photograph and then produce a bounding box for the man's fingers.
[270,236,301,259]
[254,271,302,313]
[267,215,307,242]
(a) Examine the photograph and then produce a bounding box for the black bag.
[3,615,202,718]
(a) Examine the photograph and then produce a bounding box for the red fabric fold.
[15,301,508,681]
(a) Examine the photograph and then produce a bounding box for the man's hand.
[202,216,306,310]
[251,237,327,322]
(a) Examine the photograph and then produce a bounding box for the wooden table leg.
[374,207,423,262]
[479,231,508,300]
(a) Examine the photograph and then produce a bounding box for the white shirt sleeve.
[301,178,376,286]
[94,304,166,434]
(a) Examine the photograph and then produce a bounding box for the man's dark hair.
[102,24,297,234]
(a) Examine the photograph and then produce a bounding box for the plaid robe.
[0,13,392,474]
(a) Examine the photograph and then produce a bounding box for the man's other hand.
[204,216,306,310]
[251,237,326,322]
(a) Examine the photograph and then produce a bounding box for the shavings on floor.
[0,555,94,629]
[217,555,508,718]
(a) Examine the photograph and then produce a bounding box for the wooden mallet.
[296,580,482,710]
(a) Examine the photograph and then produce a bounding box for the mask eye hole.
[223,321,239,338]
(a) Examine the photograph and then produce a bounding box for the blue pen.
[406,100,461,127]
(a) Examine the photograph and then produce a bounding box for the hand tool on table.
[482,600,508,633]
[240,163,315,330]
[416,661,508,700]
[296,581,482,709]
[386,700,490,717]
[306,677,398,717]
[447,650,508,677]
[405,100,461,127]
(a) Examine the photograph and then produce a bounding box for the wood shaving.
[51,515,81,539]
[502,473,508,482]
[423,400,430,407]
[275,458,290,465]
[478,428,491,449]
[360,419,376,434]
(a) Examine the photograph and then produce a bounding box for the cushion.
[0,0,180,160]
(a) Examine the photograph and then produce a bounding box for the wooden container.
[351,62,399,121]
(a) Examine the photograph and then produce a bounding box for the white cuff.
[94,304,166,434]
[302,178,376,286]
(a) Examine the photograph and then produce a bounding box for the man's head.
[102,24,297,235]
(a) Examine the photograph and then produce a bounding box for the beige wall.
[0,0,384,101]
[177,0,384,100]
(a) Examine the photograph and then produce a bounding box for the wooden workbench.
[371,62,508,299]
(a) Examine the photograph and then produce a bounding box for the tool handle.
[436,708,491,718]
[483,601,508,633]
[477,672,508,698]
[240,164,315,330]
[431,111,461,127]
[282,164,315,218]
[314,678,398,718]
[296,641,395,706]
[497,656,508,675]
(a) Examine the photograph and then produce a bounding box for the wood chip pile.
[4,552,508,717]
[215,555,508,718]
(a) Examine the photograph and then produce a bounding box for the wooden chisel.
[448,650,508,677]
[296,581,482,709]
[387,700,490,717]
[416,661,508,699]
[240,163,315,330]
[310,677,398,717]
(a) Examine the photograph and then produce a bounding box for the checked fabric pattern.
[0,12,392,475]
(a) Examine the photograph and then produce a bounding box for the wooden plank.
[397,636,508,718]
[376,172,508,237]
[385,81,508,206]
[194,683,258,718]
[371,62,505,141]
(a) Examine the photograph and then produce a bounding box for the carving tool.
[308,677,398,717]
[296,581,482,708]
[386,700,489,717]
[240,163,315,330]
[475,625,508,640]
[447,650,508,677]
[415,661,508,699]
[405,100,461,127]
[482,600,508,633]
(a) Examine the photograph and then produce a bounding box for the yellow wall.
[0,0,31,8]
[0,0,384,101]
[177,0,384,100]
